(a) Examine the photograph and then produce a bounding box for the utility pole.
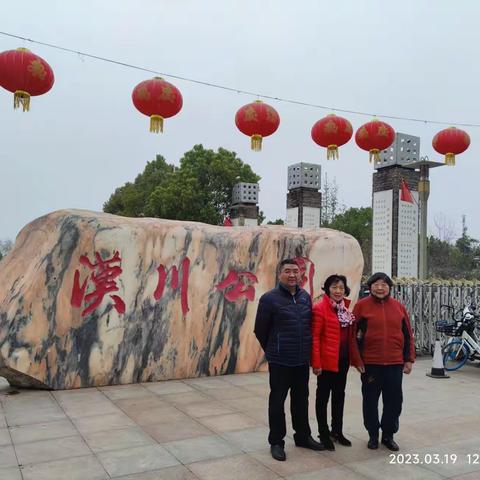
[417,162,430,280]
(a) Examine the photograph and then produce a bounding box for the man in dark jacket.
[352,272,415,452]
[254,258,323,461]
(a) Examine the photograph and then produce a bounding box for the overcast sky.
[1,0,478,243]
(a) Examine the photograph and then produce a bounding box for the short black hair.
[278,258,299,272]
[322,274,351,297]
[367,272,393,289]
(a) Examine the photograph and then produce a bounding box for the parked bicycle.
[435,304,480,371]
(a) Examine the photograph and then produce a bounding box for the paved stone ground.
[1,358,480,480]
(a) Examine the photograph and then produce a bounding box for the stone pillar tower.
[372,133,420,277]
[230,182,259,226]
[285,163,321,228]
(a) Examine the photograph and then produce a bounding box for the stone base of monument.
[0,209,363,389]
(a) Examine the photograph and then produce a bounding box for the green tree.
[104,155,174,217]
[257,210,266,225]
[326,207,373,275]
[267,219,285,225]
[452,232,480,278]
[104,145,260,225]
[427,233,480,280]
[427,236,456,278]
[0,239,13,261]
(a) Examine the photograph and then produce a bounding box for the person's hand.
[403,362,413,374]
[312,368,322,376]
[356,365,365,374]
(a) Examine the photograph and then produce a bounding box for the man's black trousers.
[268,363,311,447]
[361,364,403,439]
[315,359,349,437]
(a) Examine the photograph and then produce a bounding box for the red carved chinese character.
[216,270,258,302]
[70,251,125,316]
[154,257,190,315]
[294,256,315,297]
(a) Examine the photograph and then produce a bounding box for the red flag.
[400,179,414,204]
[223,216,233,226]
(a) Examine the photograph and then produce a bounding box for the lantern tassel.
[251,134,262,151]
[445,153,455,166]
[150,115,164,133]
[14,90,31,112]
[369,149,380,163]
[327,145,339,160]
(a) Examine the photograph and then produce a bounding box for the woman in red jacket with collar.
[311,274,361,450]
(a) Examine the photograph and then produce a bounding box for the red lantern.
[132,77,183,133]
[432,127,470,166]
[311,114,353,160]
[235,100,280,151]
[355,119,395,162]
[0,48,54,111]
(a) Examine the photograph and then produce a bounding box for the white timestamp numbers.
[467,454,480,464]
[390,453,480,465]
[389,453,456,465]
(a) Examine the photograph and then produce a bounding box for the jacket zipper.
[293,293,303,362]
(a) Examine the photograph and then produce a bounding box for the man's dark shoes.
[270,444,286,461]
[381,436,399,451]
[367,437,379,449]
[319,434,335,451]
[331,432,352,447]
[295,436,325,451]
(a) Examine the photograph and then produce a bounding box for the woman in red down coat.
[311,274,361,450]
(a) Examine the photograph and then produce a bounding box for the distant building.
[285,162,321,228]
[372,133,420,277]
[230,182,259,226]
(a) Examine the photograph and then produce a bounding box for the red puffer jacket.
[311,295,361,372]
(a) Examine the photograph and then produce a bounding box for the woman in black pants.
[311,275,361,450]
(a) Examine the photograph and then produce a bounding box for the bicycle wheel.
[443,340,469,371]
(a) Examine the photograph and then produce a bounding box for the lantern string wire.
[1,31,480,128]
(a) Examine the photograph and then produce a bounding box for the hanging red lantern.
[0,48,54,112]
[132,77,183,133]
[355,119,395,162]
[311,114,353,160]
[235,100,280,151]
[432,127,470,166]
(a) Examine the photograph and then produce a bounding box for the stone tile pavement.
[1,358,480,480]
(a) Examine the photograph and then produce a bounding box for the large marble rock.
[0,209,363,389]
